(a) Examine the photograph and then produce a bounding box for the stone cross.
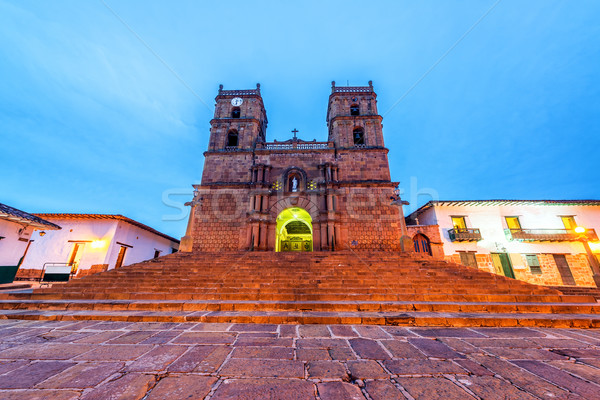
[292,128,298,139]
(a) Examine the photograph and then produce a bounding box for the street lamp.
[575,226,600,287]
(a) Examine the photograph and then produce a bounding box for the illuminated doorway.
[275,207,313,252]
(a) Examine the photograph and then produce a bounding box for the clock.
[231,97,243,106]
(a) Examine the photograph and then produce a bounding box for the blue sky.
[1,0,599,238]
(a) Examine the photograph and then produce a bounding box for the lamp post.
[575,226,600,287]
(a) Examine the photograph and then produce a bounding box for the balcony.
[508,228,598,242]
[448,228,482,242]
[256,141,332,151]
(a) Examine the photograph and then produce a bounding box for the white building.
[0,203,61,283]
[18,214,179,279]
[407,200,600,287]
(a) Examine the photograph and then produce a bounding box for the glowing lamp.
[574,226,586,234]
[91,240,105,249]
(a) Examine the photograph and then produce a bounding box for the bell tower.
[207,84,268,151]
[326,81,385,149]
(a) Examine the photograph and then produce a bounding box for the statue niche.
[285,169,304,193]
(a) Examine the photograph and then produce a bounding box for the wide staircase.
[1,251,599,327]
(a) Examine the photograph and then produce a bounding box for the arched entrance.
[276,207,313,252]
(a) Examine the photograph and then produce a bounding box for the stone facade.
[184,82,406,252]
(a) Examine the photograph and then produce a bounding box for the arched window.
[353,128,365,146]
[231,107,241,118]
[350,104,360,116]
[413,234,431,255]
[227,130,238,147]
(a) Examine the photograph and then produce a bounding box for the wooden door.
[115,246,127,269]
[553,254,576,285]
[492,253,515,279]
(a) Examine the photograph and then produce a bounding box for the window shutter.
[525,254,542,275]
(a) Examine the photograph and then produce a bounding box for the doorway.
[553,254,576,285]
[115,246,128,269]
[413,234,431,255]
[491,253,515,279]
[275,207,313,252]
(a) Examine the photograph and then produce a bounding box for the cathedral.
[180,82,407,252]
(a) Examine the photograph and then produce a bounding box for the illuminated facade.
[18,214,179,279]
[180,82,407,252]
[407,200,600,287]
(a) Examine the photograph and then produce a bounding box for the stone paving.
[0,320,599,399]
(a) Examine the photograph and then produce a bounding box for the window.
[231,107,240,118]
[505,216,521,231]
[451,216,467,231]
[227,130,238,147]
[350,104,360,116]
[561,216,577,231]
[458,251,477,268]
[353,128,365,145]
[525,254,542,275]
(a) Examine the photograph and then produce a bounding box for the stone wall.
[192,189,249,252]
[447,251,595,287]
[407,225,444,258]
[340,186,401,251]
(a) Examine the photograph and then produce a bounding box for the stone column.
[180,191,201,252]
[390,187,412,252]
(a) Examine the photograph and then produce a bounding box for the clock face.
[231,97,243,106]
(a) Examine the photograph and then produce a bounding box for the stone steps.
[0,308,597,328]
[3,250,598,326]
[1,299,598,314]
[549,285,600,301]
[9,292,593,303]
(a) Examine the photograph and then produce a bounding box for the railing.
[260,142,331,151]
[223,146,241,152]
[218,89,260,96]
[448,228,482,242]
[40,262,76,283]
[296,143,330,150]
[508,228,598,242]
[333,86,373,93]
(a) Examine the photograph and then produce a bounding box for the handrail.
[40,262,77,282]
[509,228,598,241]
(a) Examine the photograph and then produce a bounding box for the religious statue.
[291,177,298,192]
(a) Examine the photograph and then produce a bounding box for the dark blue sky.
[1,0,599,238]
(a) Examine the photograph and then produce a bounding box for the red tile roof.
[33,213,179,243]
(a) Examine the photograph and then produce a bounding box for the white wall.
[431,204,600,256]
[0,219,34,265]
[21,217,179,271]
[106,221,178,268]
[21,219,118,270]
